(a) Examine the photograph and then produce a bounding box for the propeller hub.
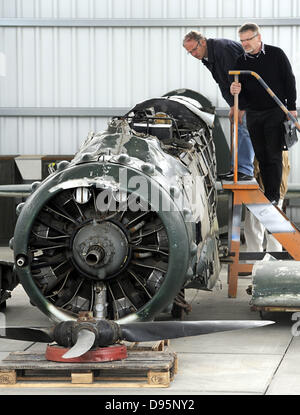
[71,220,130,280]
[53,319,121,349]
[85,245,106,266]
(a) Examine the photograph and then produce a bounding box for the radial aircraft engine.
[12,92,221,326]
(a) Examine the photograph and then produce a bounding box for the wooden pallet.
[0,347,177,389]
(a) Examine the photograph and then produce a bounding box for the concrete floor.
[0,246,299,396]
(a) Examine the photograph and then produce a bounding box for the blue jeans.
[234,114,254,176]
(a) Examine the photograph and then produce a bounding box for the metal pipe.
[1,18,300,28]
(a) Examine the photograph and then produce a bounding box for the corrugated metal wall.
[0,0,299,182]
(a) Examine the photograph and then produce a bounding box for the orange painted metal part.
[271,233,300,261]
[226,188,253,298]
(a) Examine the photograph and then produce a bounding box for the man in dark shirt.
[230,22,297,203]
[182,31,254,181]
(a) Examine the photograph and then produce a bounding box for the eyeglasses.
[240,33,258,43]
[186,42,200,54]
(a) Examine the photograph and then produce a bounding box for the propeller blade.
[62,329,96,359]
[120,320,274,342]
[0,327,54,343]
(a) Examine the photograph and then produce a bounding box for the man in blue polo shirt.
[183,30,254,181]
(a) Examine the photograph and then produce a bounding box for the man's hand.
[230,81,241,95]
[229,107,245,124]
[238,110,245,124]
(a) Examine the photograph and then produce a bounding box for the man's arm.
[218,77,234,108]
[217,46,240,107]
[210,40,243,107]
[278,48,297,112]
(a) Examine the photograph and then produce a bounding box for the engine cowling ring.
[13,162,192,324]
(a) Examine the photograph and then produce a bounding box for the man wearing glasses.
[183,30,255,181]
[230,22,297,205]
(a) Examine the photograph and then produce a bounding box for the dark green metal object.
[11,92,221,324]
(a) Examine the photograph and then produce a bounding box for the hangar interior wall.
[0,0,300,183]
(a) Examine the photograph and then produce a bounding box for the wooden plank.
[0,359,173,371]
[18,376,146,381]
[0,381,170,389]
[127,341,166,351]
[122,340,169,351]
[147,370,170,386]
[71,372,94,384]
[4,350,174,360]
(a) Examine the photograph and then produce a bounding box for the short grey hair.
[238,22,261,34]
[183,30,206,46]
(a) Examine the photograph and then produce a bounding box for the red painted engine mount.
[45,344,128,363]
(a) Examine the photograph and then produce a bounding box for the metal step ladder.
[223,180,300,298]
